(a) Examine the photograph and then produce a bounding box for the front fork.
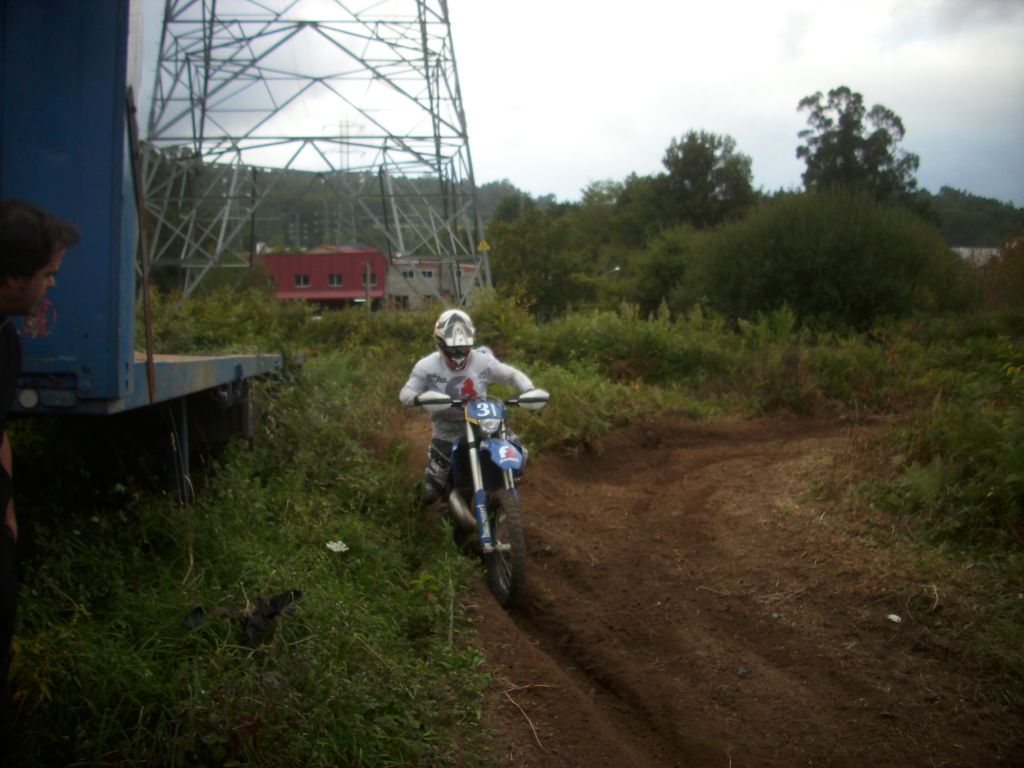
[497,424,517,494]
[465,420,495,553]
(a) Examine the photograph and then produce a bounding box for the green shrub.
[141,285,311,358]
[622,224,697,316]
[806,335,893,409]
[868,322,1024,553]
[881,400,1023,550]
[465,287,536,358]
[517,362,713,453]
[519,304,734,388]
[977,238,1024,312]
[669,190,976,330]
[303,305,429,363]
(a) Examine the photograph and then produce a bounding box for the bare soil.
[448,414,1023,768]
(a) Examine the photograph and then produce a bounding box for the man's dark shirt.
[0,318,19,424]
[0,318,19,501]
[0,316,20,731]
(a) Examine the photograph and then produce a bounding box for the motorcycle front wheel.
[485,488,526,608]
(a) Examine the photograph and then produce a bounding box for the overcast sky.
[446,0,1024,205]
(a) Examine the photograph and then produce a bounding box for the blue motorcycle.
[416,389,549,607]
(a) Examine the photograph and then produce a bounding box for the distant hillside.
[480,181,1023,249]
[918,187,1023,247]
[475,179,524,221]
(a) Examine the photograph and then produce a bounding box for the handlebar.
[414,388,549,413]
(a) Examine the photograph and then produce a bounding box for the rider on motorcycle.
[399,309,536,504]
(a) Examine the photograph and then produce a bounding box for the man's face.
[5,247,65,316]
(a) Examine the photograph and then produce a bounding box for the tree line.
[483,85,1023,329]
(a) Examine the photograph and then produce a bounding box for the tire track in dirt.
[465,415,1024,767]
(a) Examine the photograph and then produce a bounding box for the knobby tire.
[485,489,526,608]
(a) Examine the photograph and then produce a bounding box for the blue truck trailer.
[1,0,282,491]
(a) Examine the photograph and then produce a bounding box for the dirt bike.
[416,388,549,608]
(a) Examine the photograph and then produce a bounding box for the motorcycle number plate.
[466,399,505,421]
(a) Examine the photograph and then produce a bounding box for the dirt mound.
[461,415,1023,767]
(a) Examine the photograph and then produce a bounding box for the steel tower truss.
[144,0,489,300]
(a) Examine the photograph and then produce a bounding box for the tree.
[612,173,674,246]
[797,86,920,205]
[486,208,594,317]
[661,130,756,228]
[625,223,697,316]
[570,180,623,255]
[490,192,536,223]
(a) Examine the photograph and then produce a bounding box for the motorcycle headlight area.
[477,417,502,435]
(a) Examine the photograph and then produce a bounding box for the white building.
[387,259,479,309]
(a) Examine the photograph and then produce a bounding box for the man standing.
[0,198,80,733]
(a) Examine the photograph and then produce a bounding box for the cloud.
[780,12,812,60]
[454,0,1023,203]
[892,0,1024,36]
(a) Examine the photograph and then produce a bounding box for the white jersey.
[399,346,535,440]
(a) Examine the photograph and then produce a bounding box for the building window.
[361,271,377,287]
[328,273,344,287]
[420,269,433,278]
[394,295,410,310]
[400,270,415,279]
[294,274,310,288]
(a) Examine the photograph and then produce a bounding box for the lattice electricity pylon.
[142,0,489,301]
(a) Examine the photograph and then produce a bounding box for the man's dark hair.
[0,197,81,279]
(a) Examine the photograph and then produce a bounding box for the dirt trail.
[451,415,1023,768]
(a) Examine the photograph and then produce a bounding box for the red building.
[259,246,388,307]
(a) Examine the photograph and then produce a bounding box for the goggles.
[444,344,471,364]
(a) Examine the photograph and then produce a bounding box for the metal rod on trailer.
[126,86,158,404]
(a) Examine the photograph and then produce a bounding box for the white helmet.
[434,309,475,370]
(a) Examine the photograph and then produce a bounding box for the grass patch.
[9,353,488,766]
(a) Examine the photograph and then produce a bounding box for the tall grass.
[519,303,734,388]
[9,349,487,766]
[867,319,1024,553]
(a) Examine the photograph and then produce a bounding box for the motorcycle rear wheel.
[485,489,526,608]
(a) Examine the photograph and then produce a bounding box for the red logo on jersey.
[460,378,479,399]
